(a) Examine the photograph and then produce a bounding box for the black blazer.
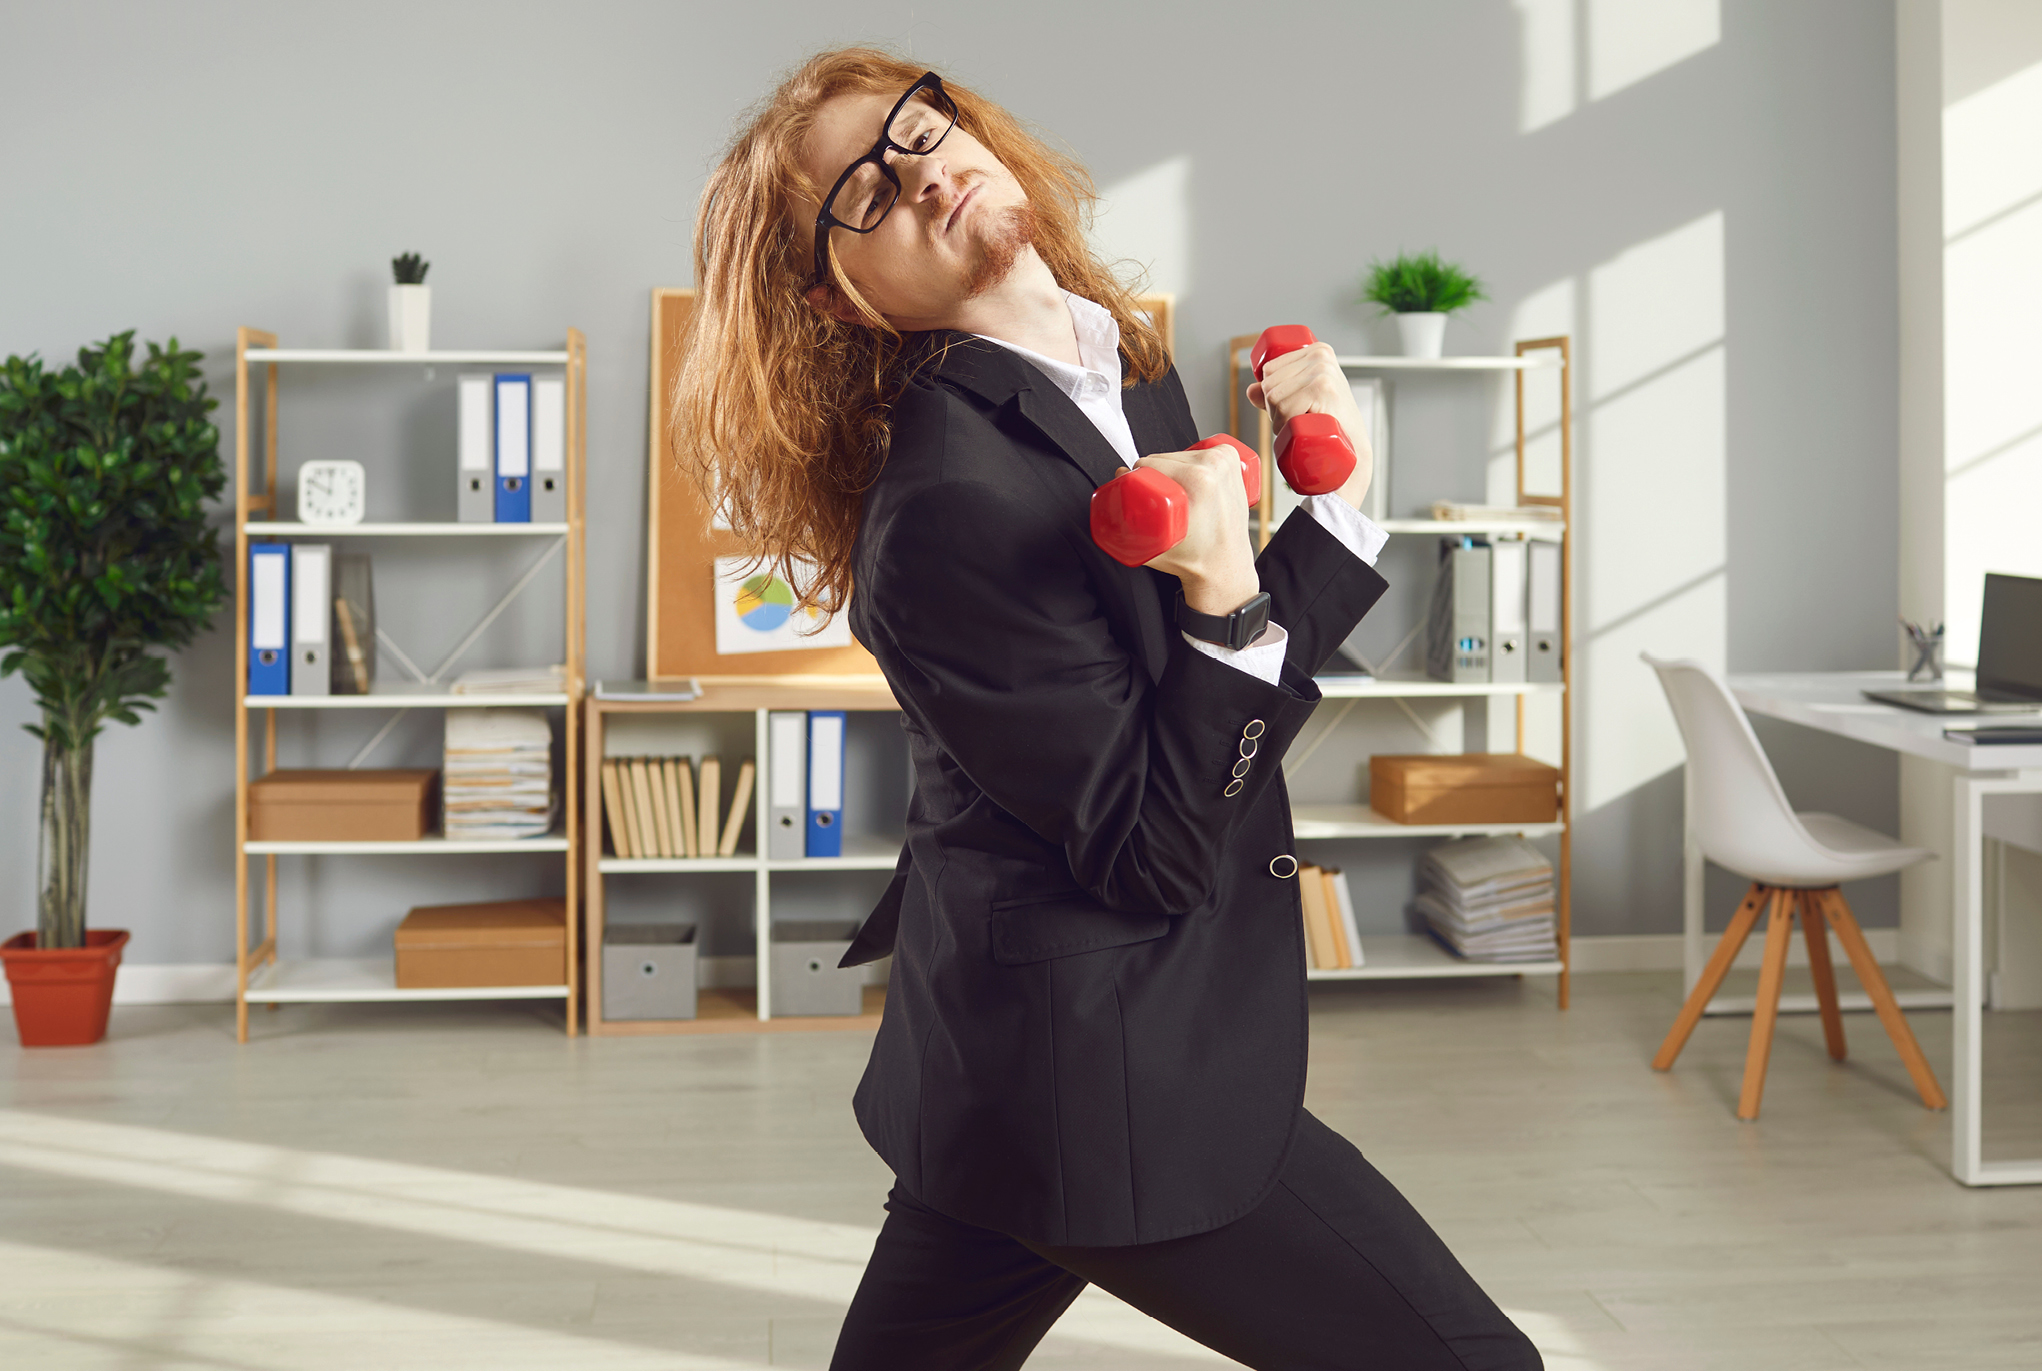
[842,336,1388,1247]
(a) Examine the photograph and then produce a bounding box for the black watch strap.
[1175,589,1273,652]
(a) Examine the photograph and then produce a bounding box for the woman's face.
[800,86,1034,330]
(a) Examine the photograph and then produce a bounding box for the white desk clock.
[296,460,366,526]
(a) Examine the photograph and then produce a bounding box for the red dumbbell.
[1248,325,1357,496]
[1089,433,1262,568]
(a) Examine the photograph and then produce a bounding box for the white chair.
[1643,654,1947,1120]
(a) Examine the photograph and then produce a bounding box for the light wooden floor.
[2,972,2038,1369]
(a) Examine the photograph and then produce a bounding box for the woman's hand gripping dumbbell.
[1248,326,1375,501]
[1089,435,1262,614]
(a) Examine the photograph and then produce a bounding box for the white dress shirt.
[975,293,1387,687]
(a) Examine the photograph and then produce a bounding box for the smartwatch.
[1176,589,1273,652]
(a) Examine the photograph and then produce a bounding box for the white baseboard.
[0,962,240,1007]
[1566,928,1901,973]
[0,939,1895,1007]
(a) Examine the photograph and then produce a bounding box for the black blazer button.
[1269,854,1298,879]
[1224,778,1245,798]
[1243,719,1266,740]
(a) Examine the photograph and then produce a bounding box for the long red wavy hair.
[671,47,1170,615]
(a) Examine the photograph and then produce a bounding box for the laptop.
[1865,572,2042,714]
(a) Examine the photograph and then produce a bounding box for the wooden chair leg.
[1799,889,1848,1062]
[1737,888,1796,1121]
[1654,883,1770,1071]
[1817,889,1948,1111]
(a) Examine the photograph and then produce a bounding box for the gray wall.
[0,0,1901,964]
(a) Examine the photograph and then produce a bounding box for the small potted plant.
[389,251,431,352]
[0,333,229,1046]
[1362,250,1488,358]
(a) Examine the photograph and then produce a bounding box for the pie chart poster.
[711,555,854,657]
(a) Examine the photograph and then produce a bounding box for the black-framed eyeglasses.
[810,71,959,290]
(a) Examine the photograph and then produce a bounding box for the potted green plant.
[0,333,228,1046]
[389,252,431,352]
[1361,250,1488,358]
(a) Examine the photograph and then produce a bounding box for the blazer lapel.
[930,335,1174,684]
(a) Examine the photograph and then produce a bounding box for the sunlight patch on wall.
[1941,56,2042,665]
[1588,0,1720,102]
[1516,0,1578,132]
[1091,155,1192,301]
[1581,210,1727,812]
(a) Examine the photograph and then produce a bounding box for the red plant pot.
[1,929,130,1047]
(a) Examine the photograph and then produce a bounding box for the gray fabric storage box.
[603,922,698,1021]
[770,920,863,1016]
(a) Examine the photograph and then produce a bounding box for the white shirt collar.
[973,291,1123,405]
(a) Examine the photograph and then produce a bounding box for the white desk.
[1726,671,2042,1186]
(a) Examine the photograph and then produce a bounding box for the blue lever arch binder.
[248,542,290,695]
[494,373,532,523]
[805,710,846,858]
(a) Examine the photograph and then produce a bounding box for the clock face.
[298,461,366,525]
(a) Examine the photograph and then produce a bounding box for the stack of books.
[600,754,755,859]
[1298,862,1364,970]
[1414,836,1558,961]
[443,709,554,840]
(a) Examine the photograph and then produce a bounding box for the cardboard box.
[770,920,863,1017]
[602,923,699,1021]
[395,899,566,988]
[1369,753,1560,825]
[248,769,438,842]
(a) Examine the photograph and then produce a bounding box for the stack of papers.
[1414,835,1558,962]
[443,708,554,840]
[450,665,566,695]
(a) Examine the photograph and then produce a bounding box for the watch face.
[297,461,366,525]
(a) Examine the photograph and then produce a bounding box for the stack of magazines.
[1414,836,1558,962]
[443,708,554,840]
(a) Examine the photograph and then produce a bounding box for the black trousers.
[830,1111,1541,1370]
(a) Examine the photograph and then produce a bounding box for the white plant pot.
[1395,312,1447,359]
[388,284,431,352]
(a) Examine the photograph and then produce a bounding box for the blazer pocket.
[988,891,1170,966]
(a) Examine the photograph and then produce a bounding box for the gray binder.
[457,372,494,523]
[1426,540,1491,684]
[532,373,567,524]
[767,710,807,860]
[1489,539,1528,684]
[289,543,331,696]
[1528,540,1563,683]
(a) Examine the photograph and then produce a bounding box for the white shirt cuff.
[1185,622,1289,687]
[1303,495,1389,565]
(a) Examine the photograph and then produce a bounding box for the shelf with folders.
[229,327,588,1041]
[583,680,907,1036]
[1230,334,1575,1004]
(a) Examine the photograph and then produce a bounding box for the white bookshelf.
[244,958,570,1003]
[246,682,570,709]
[1305,934,1564,980]
[1291,805,1565,841]
[1229,333,1576,1000]
[231,326,588,1040]
[1329,353,1563,371]
[1315,676,1563,700]
[243,835,570,856]
[1377,518,1564,538]
[244,348,570,366]
[246,521,570,537]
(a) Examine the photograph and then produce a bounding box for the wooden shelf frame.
[231,327,588,1040]
[1227,333,1575,1002]
[582,683,903,1036]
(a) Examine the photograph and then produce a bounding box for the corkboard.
[645,290,1173,680]
[645,288,883,681]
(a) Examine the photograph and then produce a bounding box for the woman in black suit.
[673,47,1540,1371]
